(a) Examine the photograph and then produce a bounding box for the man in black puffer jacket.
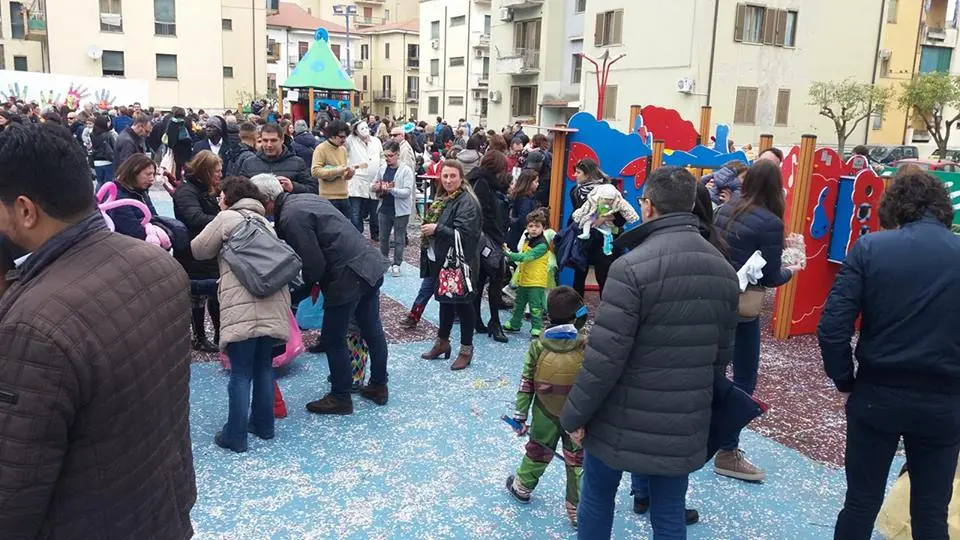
[239,123,318,194]
[561,167,739,539]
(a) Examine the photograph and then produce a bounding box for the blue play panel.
[188,263,901,539]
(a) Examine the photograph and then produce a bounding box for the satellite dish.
[87,46,103,61]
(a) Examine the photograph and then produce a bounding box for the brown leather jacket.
[0,214,196,539]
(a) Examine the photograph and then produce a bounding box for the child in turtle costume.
[506,286,588,528]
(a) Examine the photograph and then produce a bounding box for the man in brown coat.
[0,123,196,539]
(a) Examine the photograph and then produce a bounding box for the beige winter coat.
[190,198,291,349]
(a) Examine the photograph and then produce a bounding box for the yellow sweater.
[310,140,349,200]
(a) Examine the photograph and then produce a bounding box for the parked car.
[891,158,960,172]
[929,148,960,162]
[868,145,920,164]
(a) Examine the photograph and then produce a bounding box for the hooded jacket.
[291,131,319,165]
[457,149,481,177]
[346,134,383,199]
[239,148,318,195]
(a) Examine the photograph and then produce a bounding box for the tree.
[900,72,960,158]
[809,80,893,156]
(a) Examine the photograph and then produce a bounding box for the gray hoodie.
[457,149,481,177]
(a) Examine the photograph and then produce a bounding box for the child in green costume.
[506,286,588,528]
[503,209,555,337]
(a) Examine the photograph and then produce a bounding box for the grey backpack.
[222,210,302,298]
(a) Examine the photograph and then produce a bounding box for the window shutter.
[612,11,623,44]
[511,87,519,117]
[762,9,776,44]
[734,87,745,123]
[747,88,758,124]
[774,9,787,46]
[734,4,746,42]
[595,12,604,46]
[776,89,790,125]
[603,86,618,119]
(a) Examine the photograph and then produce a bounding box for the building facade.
[0,0,44,73]
[357,19,420,120]
[267,3,358,96]
[419,0,491,126]
[2,0,267,110]
[291,0,419,28]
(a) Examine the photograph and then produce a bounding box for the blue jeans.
[349,197,380,237]
[579,453,689,540]
[321,278,389,399]
[330,198,354,223]
[721,317,761,450]
[414,276,436,308]
[94,164,114,189]
[221,336,276,449]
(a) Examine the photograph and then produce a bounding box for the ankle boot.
[450,345,474,370]
[400,303,424,329]
[421,338,451,359]
[273,381,288,419]
[488,320,508,343]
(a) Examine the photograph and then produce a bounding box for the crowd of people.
[0,93,957,540]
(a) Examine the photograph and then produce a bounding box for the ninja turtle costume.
[507,323,586,526]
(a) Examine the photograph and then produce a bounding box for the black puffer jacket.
[173,176,220,279]
[89,130,115,163]
[291,131,319,165]
[428,190,481,304]
[714,197,791,288]
[467,167,506,245]
[238,149,318,195]
[274,193,389,307]
[560,213,739,475]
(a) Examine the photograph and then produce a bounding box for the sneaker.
[391,265,402,277]
[502,322,521,333]
[305,394,354,415]
[505,475,531,504]
[714,449,766,482]
[530,328,541,338]
[633,497,700,525]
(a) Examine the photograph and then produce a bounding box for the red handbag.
[436,230,473,299]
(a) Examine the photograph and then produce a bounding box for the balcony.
[407,57,419,70]
[501,0,544,8]
[405,91,419,102]
[355,16,387,26]
[475,73,490,86]
[496,48,539,75]
[925,25,960,47]
[373,90,396,102]
[24,10,46,41]
[344,60,364,70]
[475,34,490,48]
[267,42,280,63]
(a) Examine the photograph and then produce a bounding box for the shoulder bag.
[222,210,303,298]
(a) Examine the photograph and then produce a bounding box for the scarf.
[422,188,463,241]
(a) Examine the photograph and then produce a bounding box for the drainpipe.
[442,5,448,119]
[465,1,472,124]
[904,3,926,144]
[251,0,258,102]
[705,0,719,106]
[866,0,885,144]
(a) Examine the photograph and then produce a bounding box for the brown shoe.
[305,393,353,415]
[399,314,419,329]
[714,449,765,482]
[450,345,473,370]
[358,383,389,406]
[421,338,451,360]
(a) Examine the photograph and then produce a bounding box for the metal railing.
[372,90,396,101]
[405,91,419,102]
[498,48,540,73]
[155,21,176,36]
[407,57,419,69]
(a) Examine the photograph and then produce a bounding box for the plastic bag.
[220,310,304,370]
[737,250,766,292]
[295,295,324,330]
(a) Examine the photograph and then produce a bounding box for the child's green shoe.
[502,322,521,332]
[530,329,541,338]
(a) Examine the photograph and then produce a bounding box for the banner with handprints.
[0,70,147,110]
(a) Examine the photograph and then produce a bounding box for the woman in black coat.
[467,150,510,343]
[420,160,482,370]
[173,150,223,352]
[569,158,624,298]
[90,115,115,188]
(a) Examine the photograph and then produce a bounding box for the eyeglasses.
[384,153,397,159]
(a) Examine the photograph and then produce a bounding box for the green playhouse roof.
[282,28,356,91]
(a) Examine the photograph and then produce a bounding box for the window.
[384,107,390,117]
[267,73,277,93]
[449,56,464,67]
[0,46,4,70]
[515,19,542,58]
[781,10,798,47]
[449,95,464,106]
[156,53,178,79]
[482,57,490,78]
[361,44,369,60]
[451,15,465,27]
[223,66,234,78]
[13,55,27,71]
[382,75,392,94]
[408,44,419,60]
[880,55,891,77]
[99,0,123,32]
[431,20,440,40]
[221,18,232,31]
[887,0,898,23]
[154,0,176,36]
[299,41,309,60]
[594,10,622,46]
[920,45,953,73]
[575,0,587,13]
[484,15,491,35]
[734,86,758,124]
[511,86,538,117]
[602,85,617,120]
[331,43,340,59]
[571,52,582,84]
[430,59,439,76]
[385,43,390,59]
[736,6,797,47]
[407,75,418,99]
[775,89,790,126]
[101,50,124,77]
[872,112,883,130]
[10,2,24,39]
[734,4,766,44]
[362,75,368,91]
[429,96,439,115]
[385,8,390,20]
[267,39,280,62]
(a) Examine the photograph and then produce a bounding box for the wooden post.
[698,106,712,146]
[651,139,665,170]
[548,124,576,230]
[308,88,315,128]
[773,134,817,339]
[628,104,642,133]
[759,133,774,153]
[277,86,284,116]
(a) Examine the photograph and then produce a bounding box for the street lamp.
[580,50,626,119]
[332,4,358,77]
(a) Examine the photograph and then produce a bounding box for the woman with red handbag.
[420,160,482,370]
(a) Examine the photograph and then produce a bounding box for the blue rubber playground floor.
[186,261,902,539]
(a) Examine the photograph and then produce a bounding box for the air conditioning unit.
[879,48,892,60]
[431,38,440,49]
[425,75,434,85]
[499,7,513,22]
[676,77,695,94]
[488,90,502,103]
[474,48,484,59]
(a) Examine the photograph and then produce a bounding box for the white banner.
[0,70,149,110]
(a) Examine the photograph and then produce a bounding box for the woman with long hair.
[713,159,802,482]
[90,114,115,189]
[165,106,193,180]
[508,170,541,249]
[420,160,482,370]
[174,150,224,352]
[467,149,510,343]
[108,154,161,241]
[569,157,621,297]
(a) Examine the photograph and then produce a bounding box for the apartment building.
[419,0,492,126]
[290,0,418,28]
[3,0,267,110]
[267,3,359,94]
[357,19,420,119]
[487,0,584,131]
